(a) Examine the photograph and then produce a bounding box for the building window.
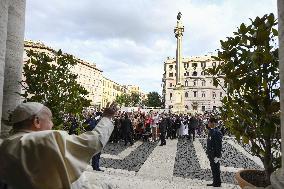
[193,80,197,86]
[220,92,223,97]
[213,92,216,98]
[169,65,173,69]
[184,62,189,69]
[170,93,172,99]
[185,92,188,98]
[212,62,216,67]
[192,71,197,76]
[184,71,189,76]
[169,72,173,77]
[202,92,205,97]
[201,62,206,67]
[201,71,205,76]
[192,63,197,67]
[202,80,206,86]
[185,80,188,86]
[193,91,197,97]
[170,83,173,87]
[202,106,205,111]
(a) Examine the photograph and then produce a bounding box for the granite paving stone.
[92,135,262,188]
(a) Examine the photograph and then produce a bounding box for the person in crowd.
[0,101,118,189]
[166,115,173,139]
[142,114,152,141]
[173,115,181,139]
[188,115,198,141]
[136,114,144,140]
[206,117,223,187]
[196,115,204,136]
[110,115,120,143]
[169,116,175,139]
[68,114,79,135]
[132,115,139,140]
[121,113,134,146]
[158,114,168,146]
[179,115,188,138]
[151,112,159,142]
[84,114,97,131]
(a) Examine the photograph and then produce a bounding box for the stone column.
[269,1,284,188]
[174,20,184,85]
[0,0,26,136]
[0,0,9,136]
[173,13,185,113]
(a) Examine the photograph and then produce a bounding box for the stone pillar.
[0,0,26,137]
[0,0,9,136]
[174,19,184,85]
[173,13,185,113]
[269,1,284,188]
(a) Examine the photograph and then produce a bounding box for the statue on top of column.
[177,12,182,20]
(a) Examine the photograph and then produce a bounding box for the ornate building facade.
[162,55,225,112]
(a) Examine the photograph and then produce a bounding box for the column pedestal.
[172,84,185,114]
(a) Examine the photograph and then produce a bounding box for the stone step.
[85,167,240,189]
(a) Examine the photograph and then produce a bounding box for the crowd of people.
[79,110,227,147]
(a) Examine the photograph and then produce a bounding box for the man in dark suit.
[172,116,181,139]
[121,114,133,146]
[188,115,198,141]
[206,117,223,187]
[159,114,169,146]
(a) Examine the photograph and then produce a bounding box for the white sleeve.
[51,117,114,184]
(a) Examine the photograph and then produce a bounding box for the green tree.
[145,92,162,108]
[115,92,141,107]
[21,49,91,132]
[207,13,280,184]
[115,93,131,106]
[130,92,141,106]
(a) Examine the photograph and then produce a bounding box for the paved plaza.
[83,136,263,189]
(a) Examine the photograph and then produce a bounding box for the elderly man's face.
[37,107,54,130]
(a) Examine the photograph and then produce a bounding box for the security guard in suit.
[206,117,223,187]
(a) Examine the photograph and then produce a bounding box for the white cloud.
[25,0,277,93]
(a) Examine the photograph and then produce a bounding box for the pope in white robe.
[0,102,117,189]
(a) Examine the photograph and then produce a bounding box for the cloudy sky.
[25,0,277,93]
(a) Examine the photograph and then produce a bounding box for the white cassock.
[179,120,188,136]
[0,117,114,189]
